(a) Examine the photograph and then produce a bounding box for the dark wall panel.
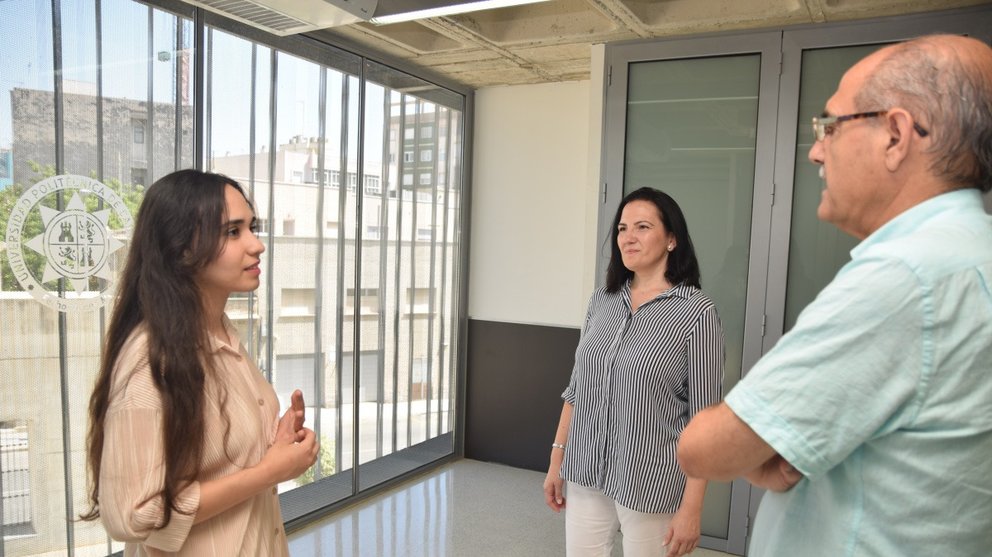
[465,319,579,472]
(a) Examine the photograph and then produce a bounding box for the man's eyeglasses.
[811,110,930,142]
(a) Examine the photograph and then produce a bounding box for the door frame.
[766,8,992,352]
[601,30,782,555]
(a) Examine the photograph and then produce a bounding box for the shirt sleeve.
[686,304,725,417]
[98,363,200,551]
[562,292,598,404]
[725,257,926,478]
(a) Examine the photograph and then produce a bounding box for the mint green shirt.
[726,188,992,556]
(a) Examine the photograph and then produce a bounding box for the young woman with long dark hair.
[82,169,317,555]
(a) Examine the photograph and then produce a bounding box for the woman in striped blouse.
[543,187,725,557]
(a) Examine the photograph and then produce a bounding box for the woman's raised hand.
[290,389,306,437]
[262,394,319,484]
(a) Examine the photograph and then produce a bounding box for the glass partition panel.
[357,61,463,492]
[206,37,364,507]
[270,50,338,488]
[0,1,192,555]
[2,1,465,552]
[623,53,760,540]
[205,27,272,365]
[784,44,883,330]
[203,28,465,520]
[1,6,61,556]
[323,69,359,490]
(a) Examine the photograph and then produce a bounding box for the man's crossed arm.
[677,403,803,492]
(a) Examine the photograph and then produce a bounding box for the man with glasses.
[677,34,992,556]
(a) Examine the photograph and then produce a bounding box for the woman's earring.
[667,244,674,252]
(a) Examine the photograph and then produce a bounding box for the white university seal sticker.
[4,174,132,312]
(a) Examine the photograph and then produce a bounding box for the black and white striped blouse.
[560,281,725,514]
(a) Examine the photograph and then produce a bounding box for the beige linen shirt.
[99,316,289,556]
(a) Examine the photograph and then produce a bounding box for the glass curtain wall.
[0,1,193,555]
[0,2,465,555]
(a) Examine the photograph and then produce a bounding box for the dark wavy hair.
[605,187,701,293]
[82,169,248,526]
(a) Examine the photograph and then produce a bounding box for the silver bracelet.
[551,442,566,450]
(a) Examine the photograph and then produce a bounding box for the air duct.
[181,0,377,35]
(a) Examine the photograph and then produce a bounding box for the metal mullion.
[264,49,277,384]
[444,110,459,434]
[425,107,440,439]
[247,43,258,359]
[390,96,407,453]
[448,110,465,439]
[436,108,453,435]
[352,68,367,484]
[146,8,154,182]
[50,1,75,553]
[312,67,328,481]
[173,18,183,169]
[248,42,257,213]
[406,100,421,448]
[375,86,391,459]
[202,26,213,172]
[334,72,348,481]
[94,4,112,551]
[192,9,205,169]
[95,0,105,186]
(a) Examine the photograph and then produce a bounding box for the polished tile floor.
[288,459,736,557]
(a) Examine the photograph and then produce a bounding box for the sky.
[1,0,176,148]
[0,0,412,160]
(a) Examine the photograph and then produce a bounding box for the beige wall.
[468,45,605,328]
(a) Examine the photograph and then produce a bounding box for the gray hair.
[855,36,992,192]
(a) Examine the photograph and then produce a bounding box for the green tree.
[0,162,143,291]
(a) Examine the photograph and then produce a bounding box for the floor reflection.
[288,459,553,556]
[287,459,735,557]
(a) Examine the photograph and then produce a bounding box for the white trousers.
[565,482,673,557]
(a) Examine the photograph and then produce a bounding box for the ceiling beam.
[800,0,828,22]
[587,0,651,38]
[417,16,560,81]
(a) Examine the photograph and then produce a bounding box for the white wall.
[468,46,605,328]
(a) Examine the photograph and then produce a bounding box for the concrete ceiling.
[306,0,990,89]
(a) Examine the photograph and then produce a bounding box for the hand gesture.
[290,389,306,434]
[262,396,319,484]
[663,506,701,557]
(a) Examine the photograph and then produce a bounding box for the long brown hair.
[82,169,249,526]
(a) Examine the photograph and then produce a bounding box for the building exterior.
[11,84,194,187]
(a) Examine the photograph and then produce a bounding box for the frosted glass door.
[784,44,881,330]
[624,53,759,543]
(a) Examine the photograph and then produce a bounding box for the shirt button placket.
[598,312,631,485]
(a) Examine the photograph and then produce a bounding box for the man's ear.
[883,108,915,172]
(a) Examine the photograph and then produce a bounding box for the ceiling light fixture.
[369,0,550,25]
